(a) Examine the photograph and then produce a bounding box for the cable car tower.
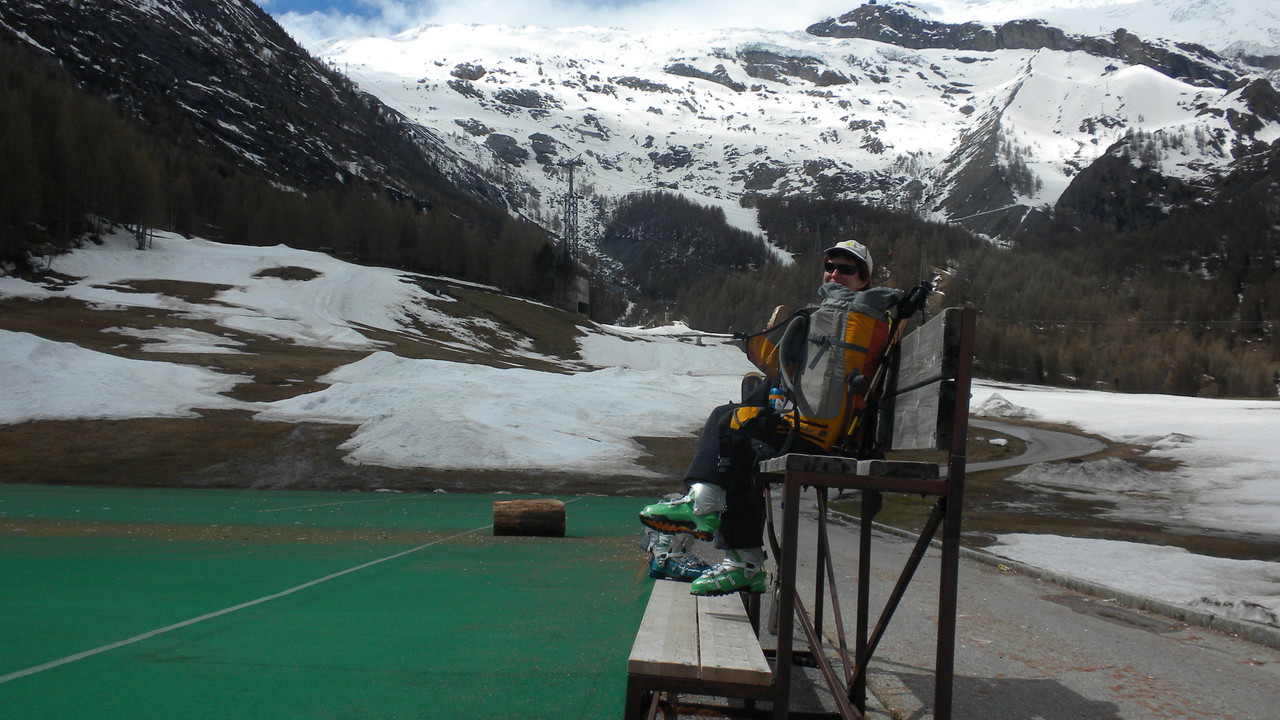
[557,156,585,261]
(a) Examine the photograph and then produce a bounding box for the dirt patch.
[252,266,322,281]
[389,284,591,372]
[0,410,687,497]
[0,283,1040,508]
[0,295,362,403]
[107,279,237,304]
[966,426,1028,463]
[1,296,208,355]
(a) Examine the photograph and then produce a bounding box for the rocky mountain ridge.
[0,0,516,221]
[3,0,1278,254]
[316,2,1280,241]
[807,4,1238,89]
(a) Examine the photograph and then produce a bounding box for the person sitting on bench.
[640,240,899,596]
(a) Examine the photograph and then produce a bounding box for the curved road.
[967,419,1105,472]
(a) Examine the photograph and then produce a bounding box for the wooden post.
[492,499,566,537]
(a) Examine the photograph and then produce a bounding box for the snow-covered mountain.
[4,0,1278,251]
[922,0,1280,63]
[312,1,1280,240]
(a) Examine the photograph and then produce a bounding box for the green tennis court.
[0,484,652,719]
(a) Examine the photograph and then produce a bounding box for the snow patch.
[0,330,251,423]
[1009,457,1169,494]
[974,392,1040,420]
[991,534,1280,629]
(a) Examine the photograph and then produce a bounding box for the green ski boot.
[639,483,724,541]
[690,548,767,596]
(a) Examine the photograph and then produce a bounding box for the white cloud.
[274,0,865,45]
[271,0,1280,58]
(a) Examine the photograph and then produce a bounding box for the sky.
[255,0,876,44]
[256,0,1280,77]
[2,228,1278,632]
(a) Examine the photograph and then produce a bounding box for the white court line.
[256,496,428,513]
[0,524,491,684]
[2,496,586,684]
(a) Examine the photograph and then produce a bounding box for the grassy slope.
[0,274,684,496]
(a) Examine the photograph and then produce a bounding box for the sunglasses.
[823,261,862,276]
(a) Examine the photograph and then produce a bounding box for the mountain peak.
[808,2,1237,89]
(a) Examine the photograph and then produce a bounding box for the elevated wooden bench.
[760,306,977,720]
[625,580,772,720]
[623,306,976,720]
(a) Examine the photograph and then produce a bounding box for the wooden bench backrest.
[881,307,965,452]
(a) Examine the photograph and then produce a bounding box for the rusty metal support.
[772,477,803,720]
[853,488,881,711]
[933,307,976,720]
[848,498,945,695]
[817,491,853,682]
[793,591,863,719]
[815,488,829,640]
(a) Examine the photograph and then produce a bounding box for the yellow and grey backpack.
[734,283,903,453]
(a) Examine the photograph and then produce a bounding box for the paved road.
[748,424,1278,719]
[968,419,1106,472]
[774,500,1280,720]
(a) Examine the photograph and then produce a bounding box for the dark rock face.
[1054,152,1180,232]
[736,162,789,190]
[737,50,851,86]
[808,4,1236,88]
[455,118,493,137]
[485,134,530,165]
[648,146,695,170]
[451,63,486,81]
[613,76,679,94]
[578,114,610,141]
[494,88,561,110]
[0,0,509,211]
[928,110,1019,234]
[528,132,562,165]
[921,107,1053,239]
[664,63,747,92]
[449,79,486,99]
[1234,78,1280,125]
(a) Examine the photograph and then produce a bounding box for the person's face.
[823,253,868,290]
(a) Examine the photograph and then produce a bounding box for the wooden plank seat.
[625,580,772,720]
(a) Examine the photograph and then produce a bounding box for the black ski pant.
[684,401,821,551]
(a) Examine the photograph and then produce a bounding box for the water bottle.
[769,387,786,411]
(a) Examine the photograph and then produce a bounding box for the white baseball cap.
[824,240,873,276]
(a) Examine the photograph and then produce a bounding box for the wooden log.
[492,499,565,537]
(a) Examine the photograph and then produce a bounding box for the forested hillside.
[0,40,591,312]
[601,191,1277,398]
